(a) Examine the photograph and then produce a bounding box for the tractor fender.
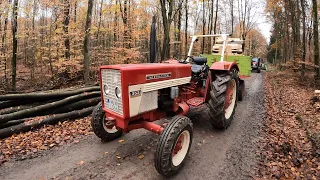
[203,62,240,103]
[209,61,239,72]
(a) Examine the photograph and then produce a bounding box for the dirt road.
[0,73,265,180]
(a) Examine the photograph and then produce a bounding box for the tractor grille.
[138,91,158,114]
[101,69,123,116]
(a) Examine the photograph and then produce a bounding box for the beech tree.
[312,0,319,77]
[83,0,94,85]
[63,0,71,59]
[11,0,18,91]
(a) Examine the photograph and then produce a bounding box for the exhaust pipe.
[149,16,156,63]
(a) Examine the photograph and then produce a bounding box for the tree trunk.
[288,0,296,60]
[312,0,320,77]
[43,97,100,115]
[201,0,205,54]
[300,0,306,77]
[96,0,104,45]
[83,0,94,85]
[184,0,188,56]
[31,0,37,81]
[0,86,100,101]
[118,0,130,48]
[178,1,182,59]
[230,0,234,34]
[1,1,9,84]
[74,0,77,23]
[11,0,18,91]
[160,0,174,60]
[0,100,35,110]
[114,0,118,42]
[213,0,219,35]
[0,107,94,139]
[63,0,71,59]
[0,118,26,129]
[207,0,214,54]
[0,92,100,123]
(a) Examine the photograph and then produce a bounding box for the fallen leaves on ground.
[256,70,319,179]
[0,116,93,163]
[77,161,85,165]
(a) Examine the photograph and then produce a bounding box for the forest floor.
[257,69,319,179]
[0,70,318,180]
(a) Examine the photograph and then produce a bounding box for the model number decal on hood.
[146,73,171,80]
[130,90,141,98]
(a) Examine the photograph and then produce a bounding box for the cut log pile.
[0,86,101,139]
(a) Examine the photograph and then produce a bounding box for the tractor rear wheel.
[238,79,245,101]
[208,70,239,129]
[155,115,193,177]
[91,102,123,141]
[257,67,261,73]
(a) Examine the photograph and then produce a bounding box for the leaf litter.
[0,116,93,164]
[256,70,319,179]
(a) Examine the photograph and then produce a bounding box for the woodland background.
[0,0,319,92]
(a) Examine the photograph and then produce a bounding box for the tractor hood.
[99,63,191,120]
[100,63,191,85]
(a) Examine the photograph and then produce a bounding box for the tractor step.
[187,97,204,107]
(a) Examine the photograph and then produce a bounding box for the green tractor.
[186,34,252,100]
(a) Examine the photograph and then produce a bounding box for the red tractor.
[92,30,244,176]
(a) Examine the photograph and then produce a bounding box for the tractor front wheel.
[208,70,238,129]
[91,102,123,141]
[155,115,193,177]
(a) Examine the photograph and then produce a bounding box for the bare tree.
[184,0,188,55]
[312,0,319,77]
[63,0,71,59]
[300,0,306,76]
[160,0,181,60]
[201,0,206,54]
[11,0,18,91]
[96,0,104,43]
[213,0,218,35]
[1,0,10,84]
[229,0,234,34]
[83,0,94,85]
[118,0,130,48]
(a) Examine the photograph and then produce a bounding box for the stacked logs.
[0,86,101,138]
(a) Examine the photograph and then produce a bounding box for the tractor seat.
[191,64,204,73]
[193,57,207,65]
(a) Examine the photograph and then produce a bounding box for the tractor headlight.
[103,85,110,95]
[115,86,121,99]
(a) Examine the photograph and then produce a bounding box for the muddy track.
[0,73,265,180]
